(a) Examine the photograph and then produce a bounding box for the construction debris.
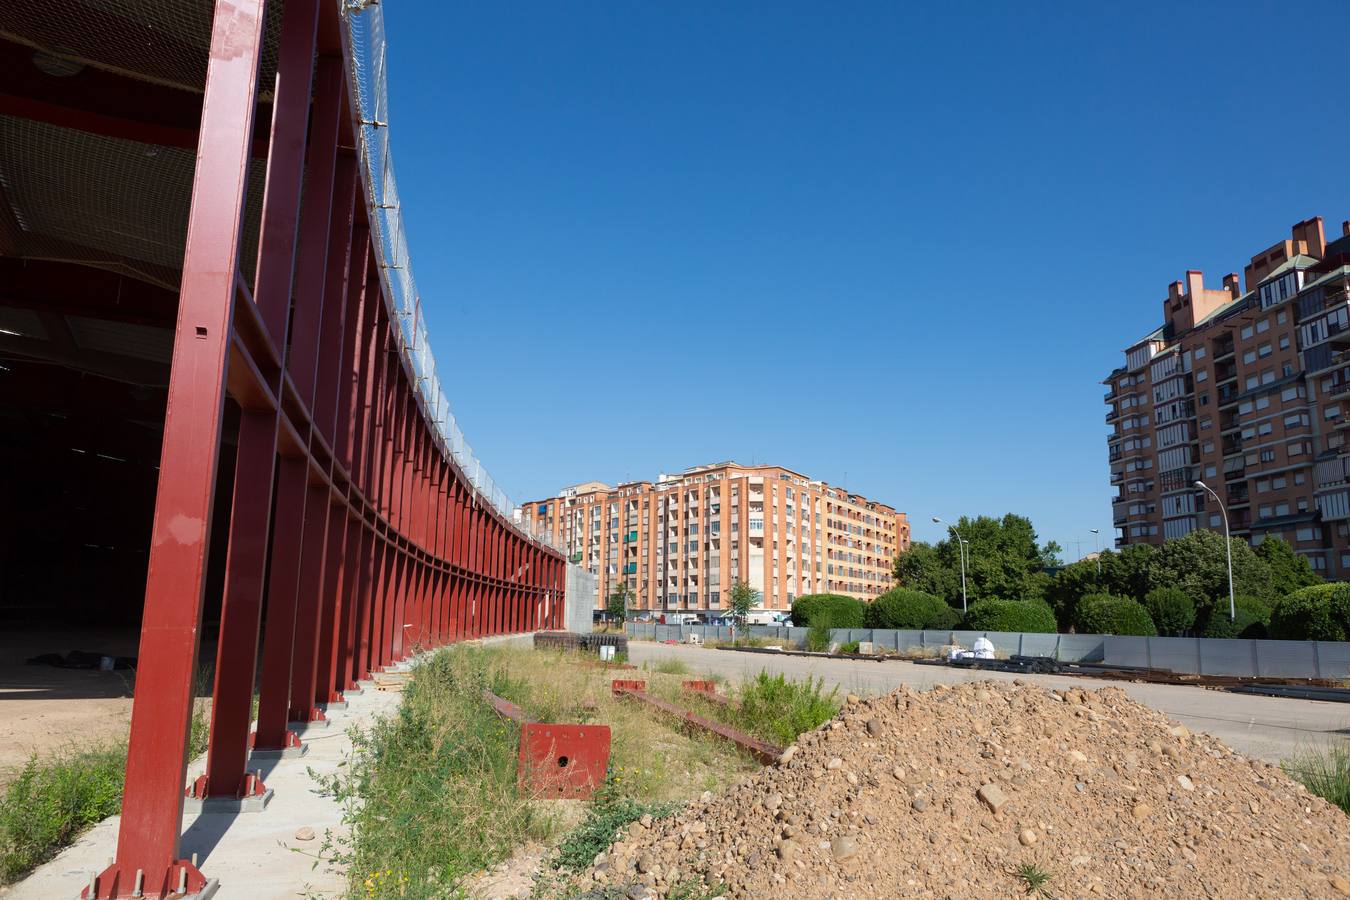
[577,680,1350,898]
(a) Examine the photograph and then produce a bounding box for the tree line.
[788,514,1350,642]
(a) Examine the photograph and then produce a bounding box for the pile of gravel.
[579,680,1349,898]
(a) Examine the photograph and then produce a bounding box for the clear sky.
[382,1,1350,558]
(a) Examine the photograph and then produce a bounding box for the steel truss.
[78,1,566,896]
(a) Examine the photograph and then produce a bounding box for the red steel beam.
[92,0,269,896]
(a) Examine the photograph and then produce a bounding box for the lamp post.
[1090,528,1101,579]
[932,516,968,613]
[1194,480,1235,622]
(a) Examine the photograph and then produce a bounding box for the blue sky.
[383,1,1350,558]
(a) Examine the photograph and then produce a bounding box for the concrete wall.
[624,623,1350,680]
[564,565,597,633]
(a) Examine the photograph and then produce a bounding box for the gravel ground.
[628,642,1350,763]
[580,681,1350,899]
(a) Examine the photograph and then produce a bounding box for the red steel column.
[199,0,320,801]
[96,0,268,895]
[252,52,345,749]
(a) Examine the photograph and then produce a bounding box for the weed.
[0,746,125,884]
[319,648,552,898]
[838,640,861,654]
[1012,862,1053,895]
[1283,743,1350,815]
[806,617,833,652]
[550,776,676,871]
[732,671,839,746]
[652,658,690,675]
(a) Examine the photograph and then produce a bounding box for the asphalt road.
[628,641,1350,763]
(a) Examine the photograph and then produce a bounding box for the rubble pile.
[580,681,1350,898]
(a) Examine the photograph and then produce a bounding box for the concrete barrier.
[623,623,1348,680]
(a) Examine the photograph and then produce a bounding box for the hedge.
[1197,595,1271,639]
[1269,584,1350,641]
[1143,587,1195,637]
[791,594,864,629]
[961,599,1057,634]
[863,588,955,630]
[1076,593,1157,636]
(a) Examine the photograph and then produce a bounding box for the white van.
[743,609,791,627]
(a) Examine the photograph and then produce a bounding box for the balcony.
[1226,485,1249,505]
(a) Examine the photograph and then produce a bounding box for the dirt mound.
[579,680,1350,898]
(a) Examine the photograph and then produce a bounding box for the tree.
[606,583,634,625]
[1197,595,1270,639]
[727,579,759,630]
[1153,529,1275,608]
[1254,537,1323,596]
[1143,587,1195,637]
[1045,557,1103,631]
[892,513,1061,607]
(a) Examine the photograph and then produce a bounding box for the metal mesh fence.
[339,1,560,552]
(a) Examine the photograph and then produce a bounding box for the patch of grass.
[1012,862,1053,895]
[1283,744,1350,815]
[732,671,839,746]
[0,676,214,886]
[550,776,676,871]
[0,747,125,884]
[319,647,553,898]
[651,658,690,675]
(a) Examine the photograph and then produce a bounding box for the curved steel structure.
[0,1,564,896]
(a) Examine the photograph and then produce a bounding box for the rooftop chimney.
[1343,220,1349,237]
[1222,273,1240,298]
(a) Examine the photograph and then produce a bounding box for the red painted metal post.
[252,456,307,749]
[94,1,268,895]
[313,502,348,706]
[199,0,320,802]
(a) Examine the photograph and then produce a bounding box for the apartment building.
[517,462,909,614]
[1106,216,1350,576]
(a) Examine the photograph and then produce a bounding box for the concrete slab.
[182,789,273,815]
[7,671,405,900]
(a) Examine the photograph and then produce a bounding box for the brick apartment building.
[517,462,909,614]
[1106,216,1350,576]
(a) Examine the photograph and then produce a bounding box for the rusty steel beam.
[612,680,783,765]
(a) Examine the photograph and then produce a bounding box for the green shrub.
[0,747,126,884]
[838,640,861,654]
[1197,595,1270,639]
[864,587,954,630]
[791,594,864,628]
[1076,593,1157,636]
[733,671,839,746]
[1269,584,1350,641]
[961,599,1057,633]
[927,603,962,631]
[1143,587,1196,636]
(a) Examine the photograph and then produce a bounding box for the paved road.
[629,642,1350,763]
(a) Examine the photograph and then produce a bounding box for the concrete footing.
[182,789,274,815]
[249,742,309,761]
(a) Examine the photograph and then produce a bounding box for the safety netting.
[341,0,560,551]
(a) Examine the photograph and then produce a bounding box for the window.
[1258,343,1272,358]
[1241,325,1254,339]
[1279,335,1290,350]
[1202,440,1214,454]
[1260,449,1276,463]
[1246,375,1259,390]
[1243,350,1257,364]
[1196,369,1208,382]
[1195,346,1207,359]
[1277,311,1287,325]
[1256,318,1270,334]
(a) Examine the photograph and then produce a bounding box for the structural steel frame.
[79,1,566,896]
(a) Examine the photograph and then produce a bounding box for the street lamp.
[1090,528,1101,579]
[932,516,969,613]
[1194,480,1235,622]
